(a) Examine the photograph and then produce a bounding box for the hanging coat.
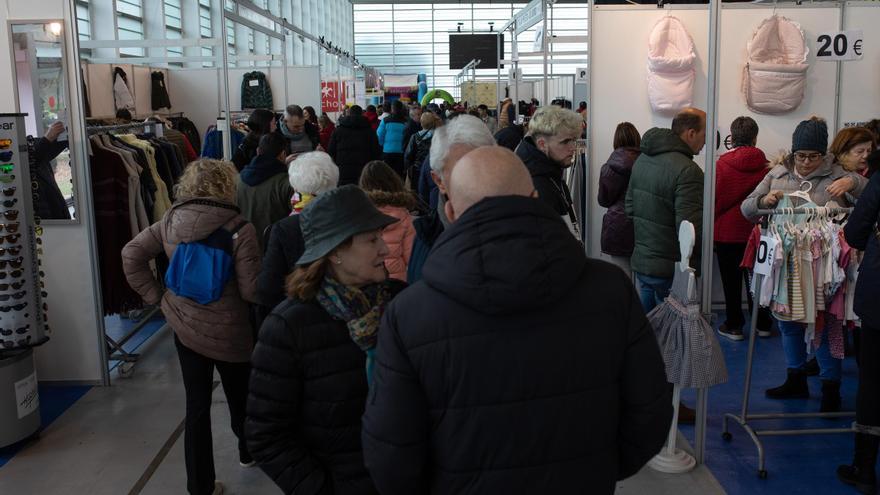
[113,67,135,111]
[151,71,172,110]
[241,71,274,110]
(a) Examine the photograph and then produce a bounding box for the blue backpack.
[165,220,247,305]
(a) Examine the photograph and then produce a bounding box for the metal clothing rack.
[722,205,855,479]
[86,120,164,138]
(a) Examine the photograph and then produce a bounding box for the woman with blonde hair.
[123,158,261,495]
[246,185,406,494]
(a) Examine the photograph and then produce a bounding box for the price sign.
[754,235,778,277]
[815,30,864,61]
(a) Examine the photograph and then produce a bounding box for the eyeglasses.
[0,175,14,184]
[0,302,27,312]
[794,152,823,162]
[1,234,20,244]
[0,270,23,279]
[0,257,23,269]
[0,246,22,256]
[0,151,13,162]
[0,223,19,233]
[0,325,28,336]
[0,281,25,291]
[0,139,11,150]
[0,199,17,208]
[0,291,26,302]
[2,187,15,197]
[1,210,19,221]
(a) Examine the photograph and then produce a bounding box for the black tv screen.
[449,34,504,70]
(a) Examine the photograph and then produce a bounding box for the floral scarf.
[316,276,394,383]
[290,192,314,215]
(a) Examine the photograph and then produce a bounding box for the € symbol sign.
[854,39,863,56]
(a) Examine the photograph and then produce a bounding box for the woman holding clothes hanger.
[741,116,868,413]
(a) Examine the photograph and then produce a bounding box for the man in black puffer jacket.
[362,147,672,495]
[327,105,382,186]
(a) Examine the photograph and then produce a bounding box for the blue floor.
[679,312,860,494]
[0,312,166,469]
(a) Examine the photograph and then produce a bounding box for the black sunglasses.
[0,223,19,233]
[1,234,20,244]
[0,302,27,312]
[0,291,26,302]
[0,257,23,269]
[0,325,28,336]
[0,246,21,257]
[0,270,23,279]
[2,187,15,197]
[1,210,19,221]
[0,199,17,208]
[0,281,25,291]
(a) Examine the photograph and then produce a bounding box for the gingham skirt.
[647,295,728,389]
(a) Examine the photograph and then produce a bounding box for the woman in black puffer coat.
[327,106,382,186]
[246,185,405,495]
[597,122,641,277]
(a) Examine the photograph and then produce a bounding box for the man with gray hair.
[407,115,496,282]
[363,146,672,495]
[516,106,584,239]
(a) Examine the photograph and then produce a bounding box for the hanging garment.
[241,71,273,109]
[151,71,172,110]
[742,15,809,114]
[648,263,728,389]
[646,16,696,115]
[113,67,135,111]
[82,68,91,118]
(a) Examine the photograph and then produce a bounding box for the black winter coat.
[256,214,304,309]
[31,137,71,220]
[362,195,673,495]
[515,136,576,220]
[493,124,524,152]
[327,116,382,186]
[845,171,880,329]
[247,280,406,495]
[232,133,260,172]
[598,147,640,256]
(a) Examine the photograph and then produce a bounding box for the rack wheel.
[118,362,135,378]
[758,470,768,479]
[722,432,732,442]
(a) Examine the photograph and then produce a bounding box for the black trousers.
[175,335,251,495]
[382,152,405,180]
[858,327,880,427]
[715,242,772,330]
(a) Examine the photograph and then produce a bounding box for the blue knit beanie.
[791,119,828,153]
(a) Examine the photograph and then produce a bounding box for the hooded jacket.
[598,147,640,256]
[714,146,769,243]
[369,191,416,282]
[121,198,260,362]
[625,128,704,277]
[236,154,293,250]
[246,280,407,495]
[377,115,407,155]
[740,154,867,221]
[516,136,577,220]
[232,133,261,172]
[844,172,880,329]
[362,196,673,495]
[327,115,382,186]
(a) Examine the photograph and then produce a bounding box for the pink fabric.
[377,205,415,282]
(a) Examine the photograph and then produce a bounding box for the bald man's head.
[445,146,536,222]
[672,107,707,155]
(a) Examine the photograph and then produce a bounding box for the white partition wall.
[839,1,880,126]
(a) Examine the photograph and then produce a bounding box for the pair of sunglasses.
[0,302,26,312]
[2,187,14,197]
[0,175,14,184]
[0,199,17,208]
[0,270,23,279]
[0,246,22,257]
[0,335,31,348]
[0,210,19,221]
[0,291,26,302]
[0,325,28,336]
[0,151,13,162]
[0,257,23,269]
[0,139,11,150]
[0,281,25,291]
[0,223,19,233]
[0,165,13,174]
[1,234,20,244]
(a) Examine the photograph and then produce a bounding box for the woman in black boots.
[840,150,880,494]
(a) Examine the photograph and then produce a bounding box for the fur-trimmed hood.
[367,190,417,210]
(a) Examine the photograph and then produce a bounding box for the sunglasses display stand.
[0,113,48,448]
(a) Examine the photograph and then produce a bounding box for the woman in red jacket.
[714,117,772,341]
[318,113,335,151]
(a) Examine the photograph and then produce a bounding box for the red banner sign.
[321,81,345,113]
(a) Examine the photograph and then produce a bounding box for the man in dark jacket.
[31,121,72,220]
[494,122,524,152]
[626,108,706,313]
[236,133,293,251]
[515,106,583,241]
[278,105,320,160]
[363,146,672,495]
[327,105,382,186]
[402,103,422,153]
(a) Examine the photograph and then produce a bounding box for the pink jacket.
[377,204,415,282]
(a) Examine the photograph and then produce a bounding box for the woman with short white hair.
[256,151,339,313]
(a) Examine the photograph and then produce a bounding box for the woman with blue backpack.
[122,158,262,495]
[246,185,406,495]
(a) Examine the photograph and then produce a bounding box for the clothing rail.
[86,121,164,138]
[722,205,855,479]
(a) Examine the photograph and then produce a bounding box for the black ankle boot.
[821,380,842,413]
[804,357,820,376]
[765,368,809,399]
[838,433,879,494]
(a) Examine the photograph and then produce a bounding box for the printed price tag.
[15,372,38,419]
[816,30,864,61]
[754,235,778,277]
[248,79,260,87]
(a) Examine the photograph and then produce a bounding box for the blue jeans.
[778,320,842,382]
[635,272,673,314]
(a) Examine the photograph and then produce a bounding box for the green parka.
[625,128,704,278]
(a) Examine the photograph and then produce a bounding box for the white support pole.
[220,0,234,161]
[541,0,549,106]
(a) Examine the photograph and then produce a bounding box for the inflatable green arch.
[420,89,455,107]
